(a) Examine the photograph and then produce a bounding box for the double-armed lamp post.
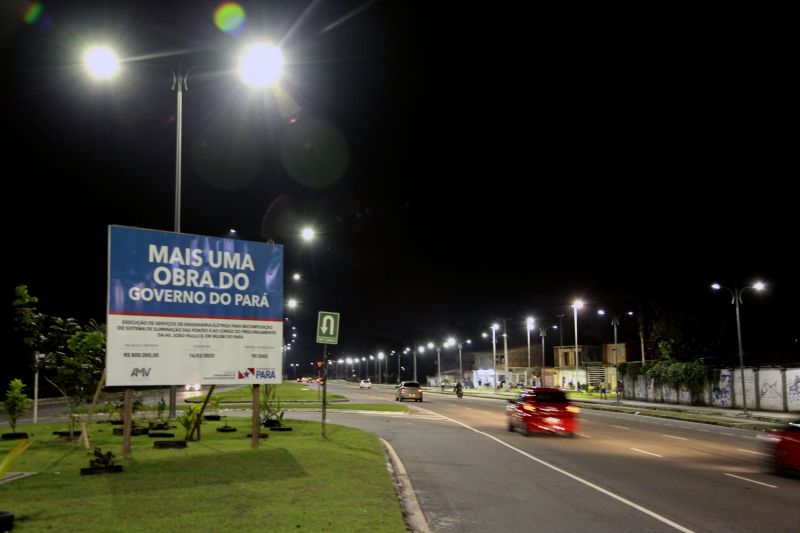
[711,281,766,416]
[84,42,285,418]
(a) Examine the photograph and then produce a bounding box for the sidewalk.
[571,395,798,430]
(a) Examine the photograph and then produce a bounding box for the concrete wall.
[625,366,800,412]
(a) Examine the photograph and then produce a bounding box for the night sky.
[2,1,797,381]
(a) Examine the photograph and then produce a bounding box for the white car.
[184,383,201,392]
[359,379,372,389]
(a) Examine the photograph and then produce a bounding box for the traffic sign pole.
[322,345,328,438]
[316,311,340,438]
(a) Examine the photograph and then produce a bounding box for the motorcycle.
[456,388,463,399]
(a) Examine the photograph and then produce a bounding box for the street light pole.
[457,342,464,386]
[526,317,534,387]
[573,301,583,390]
[436,346,442,387]
[502,318,510,390]
[539,327,548,387]
[413,347,417,382]
[491,324,499,392]
[712,281,766,416]
[33,352,45,424]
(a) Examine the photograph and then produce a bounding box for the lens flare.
[22,2,44,24]
[214,2,246,34]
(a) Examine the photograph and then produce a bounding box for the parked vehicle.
[395,381,423,402]
[506,387,579,436]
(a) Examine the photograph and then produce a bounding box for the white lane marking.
[736,448,770,457]
[422,409,695,533]
[576,433,592,439]
[724,473,777,488]
[613,425,631,430]
[721,432,734,436]
[663,435,688,441]
[631,448,663,458]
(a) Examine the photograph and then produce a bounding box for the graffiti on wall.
[712,373,731,407]
[760,380,780,399]
[790,375,800,402]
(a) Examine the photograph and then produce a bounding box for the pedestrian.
[617,380,624,399]
[600,381,607,400]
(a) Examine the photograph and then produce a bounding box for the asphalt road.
[290,382,800,533]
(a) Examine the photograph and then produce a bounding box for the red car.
[506,387,579,437]
[770,420,800,474]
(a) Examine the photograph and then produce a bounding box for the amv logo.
[130,368,152,377]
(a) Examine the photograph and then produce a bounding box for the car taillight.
[523,404,536,412]
[566,405,580,413]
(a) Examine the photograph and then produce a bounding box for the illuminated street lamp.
[491,324,499,391]
[377,352,385,384]
[573,300,584,390]
[431,342,443,386]
[711,281,766,416]
[526,317,534,387]
[598,309,634,402]
[539,325,556,387]
[301,227,315,242]
[448,338,471,386]
[83,42,284,418]
[407,345,426,382]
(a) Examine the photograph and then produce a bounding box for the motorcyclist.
[455,382,463,399]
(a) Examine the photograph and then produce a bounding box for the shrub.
[2,379,32,432]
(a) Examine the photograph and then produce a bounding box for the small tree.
[208,395,221,415]
[43,319,106,434]
[2,379,32,433]
[178,405,201,441]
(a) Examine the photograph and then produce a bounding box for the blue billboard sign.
[106,226,284,386]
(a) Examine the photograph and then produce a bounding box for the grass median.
[200,382,348,403]
[1,417,407,532]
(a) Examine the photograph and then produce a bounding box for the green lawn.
[196,382,347,402]
[0,417,407,532]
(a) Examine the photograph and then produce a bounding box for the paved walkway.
[573,396,798,429]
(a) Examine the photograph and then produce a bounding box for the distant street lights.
[83,42,284,418]
[377,352,385,384]
[573,300,584,390]
[711,281,766,416]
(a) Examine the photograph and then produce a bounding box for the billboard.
[106,225,283,386]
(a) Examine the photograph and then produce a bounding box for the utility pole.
[502,318,510,390]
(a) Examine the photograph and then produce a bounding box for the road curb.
[381,438,431,533]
